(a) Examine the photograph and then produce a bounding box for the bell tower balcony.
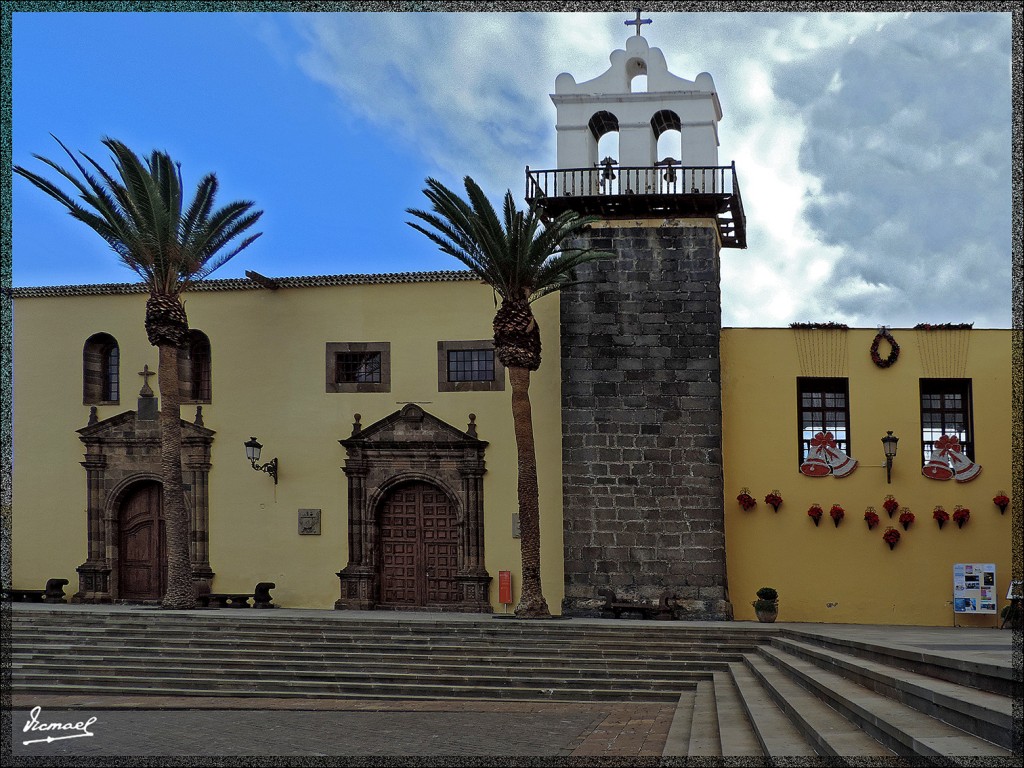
[525,161,747,249]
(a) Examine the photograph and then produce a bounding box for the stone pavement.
[10,698,674,757]
[7,605,1016,759]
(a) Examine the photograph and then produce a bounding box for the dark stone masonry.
[560,224,731,620]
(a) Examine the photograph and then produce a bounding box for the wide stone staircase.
[8,606,1017,759]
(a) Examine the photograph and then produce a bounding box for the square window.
[326,342,390,393]
[437,341,505,392]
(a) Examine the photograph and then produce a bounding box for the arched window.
[83,333,120,404]
[179,330,212,403]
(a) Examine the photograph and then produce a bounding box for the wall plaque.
[298,509,321,535]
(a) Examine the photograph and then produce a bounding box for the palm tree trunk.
[158,342,195,609]
[508,365,551,618]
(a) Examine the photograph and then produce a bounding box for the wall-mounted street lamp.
[244,436,278,484]
[881,431,899,484]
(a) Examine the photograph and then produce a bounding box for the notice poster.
[953,563,997,613]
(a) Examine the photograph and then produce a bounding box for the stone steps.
[755,645,1012,759]
[771,636,1013,750]
[10,608,1014,758]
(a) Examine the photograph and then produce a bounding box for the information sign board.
[952,563,997,613]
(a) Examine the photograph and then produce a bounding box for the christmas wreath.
[870,329,900,368]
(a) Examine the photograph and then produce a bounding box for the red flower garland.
[870,329,900,368]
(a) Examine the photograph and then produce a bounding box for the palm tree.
[407,176,611,618]
[15,137,262,609]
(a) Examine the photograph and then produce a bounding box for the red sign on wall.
[498,570,512,605]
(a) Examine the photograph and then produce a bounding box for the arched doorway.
[378,481,458,607]
[118,480,166,601]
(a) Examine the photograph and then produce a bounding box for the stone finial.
[351,414,361,436]
[194,405,204,427]
[138,364,155,397]
[467,413,478,438]
[88,406,98,426]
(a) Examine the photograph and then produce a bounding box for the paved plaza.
[10,698,674,758]
[6,604,1017,760]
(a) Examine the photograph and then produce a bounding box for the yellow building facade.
[10,278,1014,626]
[722,327,1013,627]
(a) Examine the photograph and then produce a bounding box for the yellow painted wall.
[12,279,565,612]
[722,327,1013,626]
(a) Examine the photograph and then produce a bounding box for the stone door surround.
[75,407,215,602]
[335,404,491,612]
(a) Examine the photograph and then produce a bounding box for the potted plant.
[807,504,823,526]
[883,527,901,550]
[933,506,949,529]
[864,508,880,530]
[993,492,1009,514]
[753,587,779,623]
[764,490,783,512]
[829,503,845,527]
[898,508,915,530]
[737,488,757,511]
[883,495,900,518]
[953,506,970,528]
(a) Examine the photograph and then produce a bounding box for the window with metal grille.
[920,379,973,461]
[336,352,382,384]
[325,342,390,393]
[797,378,851,464]
[436,340,504,392]
[447,349,495,382]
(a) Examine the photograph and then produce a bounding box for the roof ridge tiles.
[11,270,480,298]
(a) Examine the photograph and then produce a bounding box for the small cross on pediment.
[625,9,652,37]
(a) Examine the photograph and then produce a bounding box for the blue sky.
[8,9,1016,328]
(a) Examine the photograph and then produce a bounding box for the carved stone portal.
[75,406,215,602]
[335,404,491,612]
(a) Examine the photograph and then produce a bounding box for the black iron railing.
[525,162,747,248]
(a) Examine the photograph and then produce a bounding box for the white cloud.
[272,10,1011,328]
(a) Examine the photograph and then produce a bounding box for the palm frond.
[14,136,263,295]
[408,175,613,305]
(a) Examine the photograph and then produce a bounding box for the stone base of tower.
[560,222,732,621]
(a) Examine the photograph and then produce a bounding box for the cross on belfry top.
[138,364,155,397]
[625,9,652,37]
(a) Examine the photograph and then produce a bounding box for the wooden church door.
[118,480,166,600]
[379,482,458,606]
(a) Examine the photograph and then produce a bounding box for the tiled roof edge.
[11,270,481,298]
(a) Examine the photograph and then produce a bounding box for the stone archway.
[74,401,214,603]
[335,404,491,612]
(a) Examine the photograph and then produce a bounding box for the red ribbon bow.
[935,434,961,457]
[810,432,842,461]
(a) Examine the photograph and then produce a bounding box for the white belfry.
[551,33,723,179]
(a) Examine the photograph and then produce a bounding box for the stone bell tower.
[526,14,746,619]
